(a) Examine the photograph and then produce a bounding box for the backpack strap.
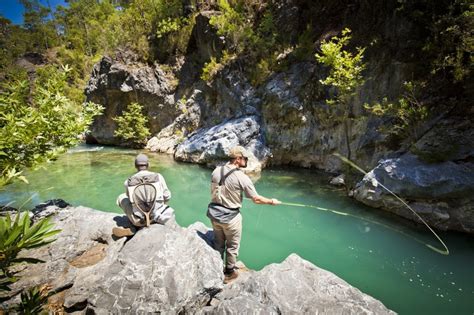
[219,167,240,186]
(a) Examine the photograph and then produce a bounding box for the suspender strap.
[219,167,240,186]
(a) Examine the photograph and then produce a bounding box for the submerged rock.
[354,153,474,233]
[1,205,394,314]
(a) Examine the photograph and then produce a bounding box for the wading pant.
[211,213,242,271]
[116,193,176,228]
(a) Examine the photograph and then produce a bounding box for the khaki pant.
[116,193,176,228]
[211,213,242,270]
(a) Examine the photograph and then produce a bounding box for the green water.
[1,145,473,314]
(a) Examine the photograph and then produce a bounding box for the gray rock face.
[1,206,394,314]
[85,55,178,145]
[88,224,223,313]
[262,62,336,169]
[261,62,390,172]
[202,254,395,315]
[174,115,270,173]
[354,154,474,232]
[1,206,223,313]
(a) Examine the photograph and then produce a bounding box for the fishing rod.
[248,155,449,255]
[331,153,449,255]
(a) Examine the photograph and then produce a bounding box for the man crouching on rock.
[113,154,174,238]
[207,146,281,283]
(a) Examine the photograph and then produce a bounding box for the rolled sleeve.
[240,175,258,199]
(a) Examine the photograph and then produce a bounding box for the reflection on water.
[0,145,473,315]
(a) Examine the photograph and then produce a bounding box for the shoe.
[224,270,238,284]
[112,227,135,238]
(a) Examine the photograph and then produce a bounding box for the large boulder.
[85,54,178,145]
[174,115,270,173]
[201,254,395,315]
[0,206,224,313]
[88,223,223,313]
[353,153,474,232]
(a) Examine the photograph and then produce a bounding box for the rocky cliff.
[84,2,473,233]
[1,204,394,314]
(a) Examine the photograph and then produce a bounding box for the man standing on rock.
[208,146,281,283]
[113,154,174,237]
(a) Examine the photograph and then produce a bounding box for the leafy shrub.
[315,28,366,103]
[201,50,236,82]
[365,81,429,141]
[12,286,49,313]
[0,65,103,185]
[315,28,366,159]
[0,212,61,287]
[113,102,151,148]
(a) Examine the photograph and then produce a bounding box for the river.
[0,145,472,314]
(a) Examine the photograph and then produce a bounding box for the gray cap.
[228,146,250,159]
[135,154,149,166]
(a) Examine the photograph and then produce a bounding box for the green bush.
[315,28,366,160]
[0,65,103,186]
[0,212,61,287]
[201,50,236,82]
[113,102,151,148]
[13,286,49,313]
[365,81,429,141]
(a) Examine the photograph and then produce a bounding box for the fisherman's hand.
[271,198,281,205]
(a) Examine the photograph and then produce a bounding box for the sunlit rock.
[354,153,474,233]
[174,115,270,174]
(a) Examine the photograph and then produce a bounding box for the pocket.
[153,204,174,224]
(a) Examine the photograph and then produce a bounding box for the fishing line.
[332,153,449,255]
[278,201,442,253]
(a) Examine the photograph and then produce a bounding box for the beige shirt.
[211,163,258,209]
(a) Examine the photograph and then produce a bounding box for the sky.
[0,0,67,25]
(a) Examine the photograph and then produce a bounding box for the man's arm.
[159,174,171,202]
[252,195,281,205]
[239,173,281,205]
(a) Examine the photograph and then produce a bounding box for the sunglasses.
[238,156,248,162]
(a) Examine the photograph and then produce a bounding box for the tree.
[315,28,366,160]
[20,0,59,52]
[0,65,103,186]
[113,102,151,148]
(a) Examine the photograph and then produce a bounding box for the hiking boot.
[224,270,238,284]
[112,227,135,238]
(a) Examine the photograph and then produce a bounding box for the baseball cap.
[135,154,149,166]
[228,146,250,159]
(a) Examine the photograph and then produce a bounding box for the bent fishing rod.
[332,153,448,255]
[248,154,450,255]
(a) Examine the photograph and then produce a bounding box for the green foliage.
[0,212,61,282]
[365,81,429,141]
[316,28,366,102]
[316,28,366,160]
[113,102,151,148]
[206,1,282,84]
[0,65,103,185]
[427,1,473,82]
[397,0,473,83]
[201,50,236,82]
[13,286,49,314]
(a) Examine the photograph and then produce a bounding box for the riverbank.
[1,204,395,314]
